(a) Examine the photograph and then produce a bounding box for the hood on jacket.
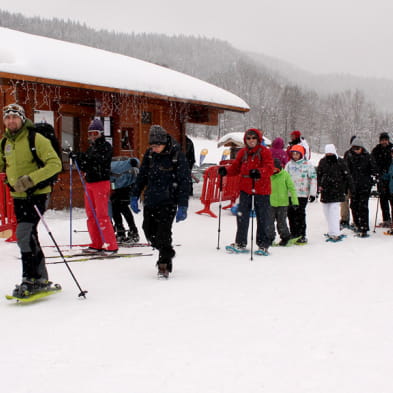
[351,137,367,150]
[289,144,305,158]
[243,128,263,145]
[325,144,338,158]
[271,137,284,149]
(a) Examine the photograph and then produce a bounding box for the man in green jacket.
[269,158,299,246]
[0,103,62,298]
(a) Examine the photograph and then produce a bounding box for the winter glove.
[249,169,261,179]
[308,195,316,203]
[176,206,188,222]
[13,175,34,193]
[218,166,227,176]
[130,197,140,214]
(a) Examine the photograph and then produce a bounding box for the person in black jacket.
[371,132,393,227]
[185,136,196,196]
[131,125,190,278]
[317,144,353,241]
[345,137,378,237]
[72,118,118,253]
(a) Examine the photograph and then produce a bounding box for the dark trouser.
[350,190,370,232]
[235,191,272,249]
[269,206,290,242]
[13,194,48,281]
[143,204,176,271]
[110,187,138,235]
[287,197,308,238]
[378,180,393,222]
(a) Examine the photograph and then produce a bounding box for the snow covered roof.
[217,132,271,147]
[0,27,249,112]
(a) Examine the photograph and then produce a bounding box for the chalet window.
[142,111,152,124]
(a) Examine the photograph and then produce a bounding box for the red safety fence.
[196,165,240,218]
[0,173,17,242]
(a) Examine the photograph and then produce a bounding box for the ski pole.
[72,158,108,249]
[34,205,87,298]
[373,194,380,233]
[216,173,224,250]
[73,229,88,233]
[69,151,73,248]
[250,178,256,261]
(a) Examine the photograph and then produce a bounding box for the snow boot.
[254,247,269,256]
[225,243,249,253]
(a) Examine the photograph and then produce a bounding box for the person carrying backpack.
[110,156,140,243]
[0,103,62,298]
[130,125,190,278]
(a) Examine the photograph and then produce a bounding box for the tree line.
[0,9,392,154]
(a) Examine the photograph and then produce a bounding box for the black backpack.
[1,122,63,192]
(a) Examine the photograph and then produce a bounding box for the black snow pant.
[350,190,370,233]
[235,191,272,249]
[287,197,308,238]
[142,204,176,271]
[378,180,393,222]
[110,187,138,235]
[269,206,291,242]
[13,194,48,281]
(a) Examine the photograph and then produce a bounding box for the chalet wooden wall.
[0,77,219,209]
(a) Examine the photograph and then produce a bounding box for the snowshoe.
[325,234,346,242]
[254,247,269,256]
[225,243,249,254]
[294,236,308,245]
[355,232,369,238]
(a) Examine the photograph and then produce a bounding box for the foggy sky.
[3,0,393,80]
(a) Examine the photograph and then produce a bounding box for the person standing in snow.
[185,135,196,196]
[317,144,353,242]
[130,125,190,278]
[0,103,62,298]
[286,130,311,161]
[270,137,289,168]
[218,128,274,255]
[345,137,378,237]
[285,144,317,244]
[110,156,140,243]
[269,158,298,246]
[371,132,393,228]
[340,135,357,229]
[382,147,393,234]
[71,118,118,253]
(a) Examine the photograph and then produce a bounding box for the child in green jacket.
[269,158,299,246]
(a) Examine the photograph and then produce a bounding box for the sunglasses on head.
[246,136,257,140]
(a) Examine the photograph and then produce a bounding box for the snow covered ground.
[1,137,392,393]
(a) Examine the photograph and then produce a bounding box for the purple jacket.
[270,137,289,167]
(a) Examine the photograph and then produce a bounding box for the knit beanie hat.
[88,118,104,132]
[379,132,390,141]
[149,125,167,145]
[3,103,26,122]
[325,144,338,157]
[291,130,301,139]
[351,137,366,149]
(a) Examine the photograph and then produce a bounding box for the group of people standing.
[1,100,392,297]
[220,128,393,255]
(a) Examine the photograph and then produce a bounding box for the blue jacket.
[383,162,393,194]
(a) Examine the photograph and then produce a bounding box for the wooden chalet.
[0,27,249,209]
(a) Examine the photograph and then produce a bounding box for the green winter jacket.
[270,169,299,207]
[0,119,62,198]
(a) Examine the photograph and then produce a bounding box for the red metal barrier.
[196,165,240,218]
[0,173,17,242]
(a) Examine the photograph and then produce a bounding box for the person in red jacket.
[219,128,274,255]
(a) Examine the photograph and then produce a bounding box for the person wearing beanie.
[286,130,311,160]
[371,132,393,227]
[71,118,118,253]
[345,138,378,237]
[218,128,274,256]
[131,125,190,278]
[285,144,317,244]
[317,144,353,242]
[269,158,299,246]
[0,103,62,298]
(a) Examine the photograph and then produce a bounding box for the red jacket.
[226,129,274,195]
